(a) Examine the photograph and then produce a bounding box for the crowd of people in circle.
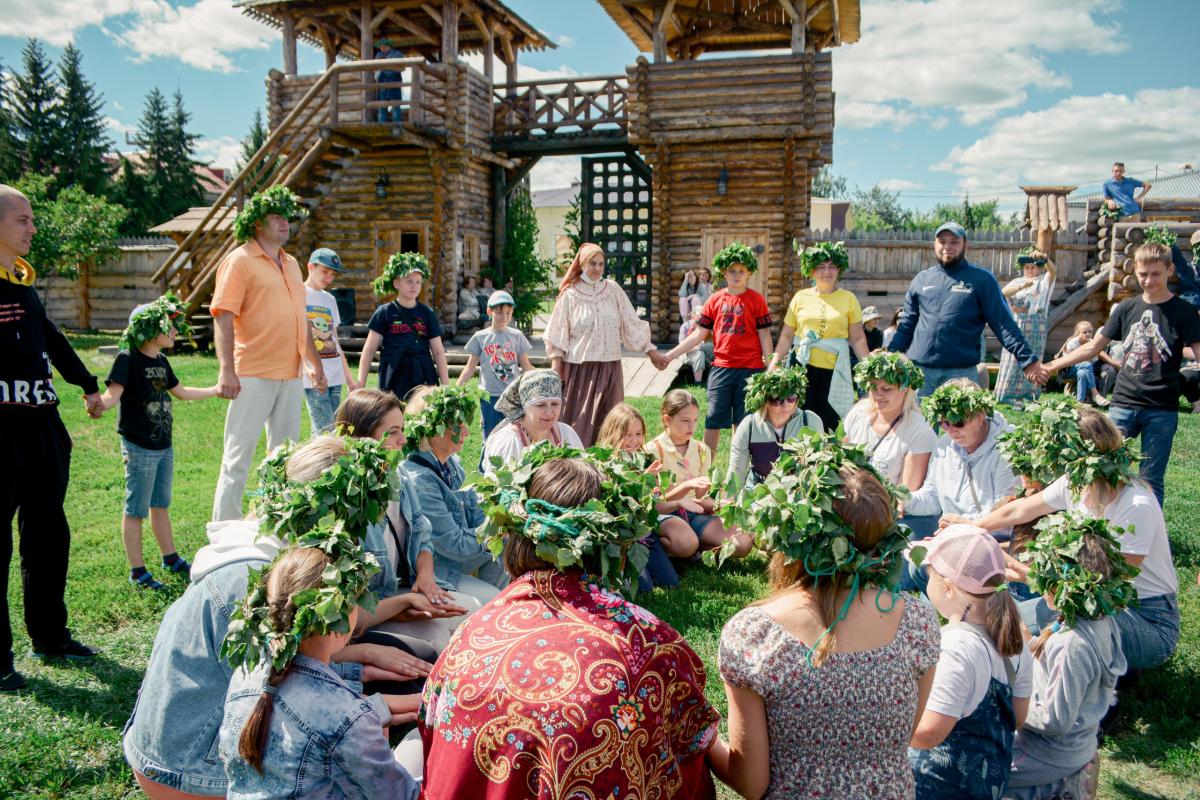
[1,177,1196,799]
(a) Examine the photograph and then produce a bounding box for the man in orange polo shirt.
[210,187,327,521]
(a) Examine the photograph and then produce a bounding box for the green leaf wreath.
[922,381,995,425]
[403,384,484,453]
[372,251,432,297]
[1022,511,1139,628]
[469,441,655,595]
[221,436,401,672]
[1098,204,1120,223]
[796,240,849,278]
[711,241,758,278]
[745,365,808,412]
[1142,224,1176,248]
[716,429,910,585]
[233,185,307,243]
[119,291,193,351]
[853,351,925,393]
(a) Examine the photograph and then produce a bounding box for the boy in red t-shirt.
[665,243,773,452]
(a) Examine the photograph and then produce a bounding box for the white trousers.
[212,376,303,521]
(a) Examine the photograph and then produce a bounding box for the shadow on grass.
[1106,778,1181,800]
[20,655,143,729]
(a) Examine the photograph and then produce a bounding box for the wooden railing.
[493,75,628,138]
[152,58,431,309]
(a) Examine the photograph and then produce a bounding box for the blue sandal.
[161,556,191,576]
[130,570,164,590]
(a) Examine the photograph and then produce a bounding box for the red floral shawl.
[418,570,718,800]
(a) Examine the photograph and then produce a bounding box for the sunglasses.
[768,396,799,406]
[940,419,968,429]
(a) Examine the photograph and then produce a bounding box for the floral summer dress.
[419,569,719,800]
[719,599,940,799]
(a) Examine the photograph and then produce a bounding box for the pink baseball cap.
[923,524,1006,595]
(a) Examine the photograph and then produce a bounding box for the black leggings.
[802,365,842,432]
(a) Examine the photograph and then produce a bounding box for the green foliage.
[922,380,995,425]
[110,156,156,236]
[796,240,849,277]
[236,108,274,196]
[853,351,925,393]
[1143,224,1177,248]
[402,384,483,452]
[15,173,125,281]
[811,166,849,200]
[223,436,402,671]
[0,59,22,182]
[849,184,912,231]
[133,87,205,227]
[912,196,1006,232]
[560,189,584,270]
[469,442,655,595]
[372,250,431,297]
[1098,204,1120,222]
[744,365,808,412]
[502,185,555,331]
[233,185,306,243]
[119,291,193,352]
[715,430,910,586]
[54,44,111,195]
[847,183,1009,233]
[12,39,60,177]
[1023,512,1140,628]
[711,241,758,277]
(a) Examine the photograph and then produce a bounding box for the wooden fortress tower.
[153,0,860,341]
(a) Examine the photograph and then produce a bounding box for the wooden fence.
[42,240,173,330]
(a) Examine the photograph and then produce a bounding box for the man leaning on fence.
[887,222,1048,396]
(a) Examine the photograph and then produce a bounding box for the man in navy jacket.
[888,222,1048,397]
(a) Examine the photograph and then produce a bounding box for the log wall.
[42,242,174,330]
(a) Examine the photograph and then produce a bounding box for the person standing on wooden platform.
[1102,161,1151,221]
[543,242,666,446]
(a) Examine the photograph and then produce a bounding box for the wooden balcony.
[492,75,630,154]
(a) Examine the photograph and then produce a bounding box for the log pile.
[1102,221,1200,302]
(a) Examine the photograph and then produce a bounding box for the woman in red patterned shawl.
[418,447,719,799]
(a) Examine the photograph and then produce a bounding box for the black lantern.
[375,169,391,199]
[717,163,728,196]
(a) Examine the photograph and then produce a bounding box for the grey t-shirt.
[465,326,532,396]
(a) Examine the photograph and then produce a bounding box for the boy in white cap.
[456,289,535,438]
[93,295,221,589]
[303,247,357,433]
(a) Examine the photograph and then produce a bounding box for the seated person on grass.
[728,365,822,489]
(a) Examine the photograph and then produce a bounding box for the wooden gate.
[581,155,653,319]
[702,229,770,299]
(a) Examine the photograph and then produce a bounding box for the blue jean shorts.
[706,366,763,429]
[121,439,174,518]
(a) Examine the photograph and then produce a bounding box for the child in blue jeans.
[457,290,534,439]
[95,294,220,589]
[303,248,357,432]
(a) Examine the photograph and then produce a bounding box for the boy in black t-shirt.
[94,295,221,589]
[1048,242,1200,506]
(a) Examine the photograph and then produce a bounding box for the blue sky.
[0,0,1196,214]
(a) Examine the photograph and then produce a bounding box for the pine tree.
[110,156,155,236]
[133,87,176,225]
[55,43,112,194]
[162,89,204,218]
[0,59,22,181]
[502,184,554,331]
[12,39,61,176]
[235,107,273,194]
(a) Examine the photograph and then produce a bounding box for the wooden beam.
[369,7,393,31]
[652,5,666,62]
[393,14,439,47]
[360,2,373,123]
[805,0,829,24]
[282,14,298,75]
[777,0,799,22]
[791,0,806,52]
[830,0,840,45]
[503,156,541,198]
[420,4,443,26]
[491,165,507,280]
[1048,267,1110,329]
[481,21,494,81]
[442,0,460,64]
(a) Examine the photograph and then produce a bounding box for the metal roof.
[1067,168,1200,206]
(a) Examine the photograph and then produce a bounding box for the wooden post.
[791,0,807,53]
[491,165,507,283]
[441,0,459,65]
[282,15,298,75]
[652,5,667,62]
[360,2,373,123]
[483,26,494,82]
[410,67,424,125]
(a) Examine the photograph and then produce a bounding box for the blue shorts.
[658,511,717,540]
[122,439,174,518]
[706,366,763,429]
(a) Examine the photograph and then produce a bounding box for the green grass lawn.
[3,339,1200,798]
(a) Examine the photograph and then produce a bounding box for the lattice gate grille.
[581,155,652,319]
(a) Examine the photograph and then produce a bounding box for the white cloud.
[0,0,137,46]
[461,53,580,85]
[112,100,124,111]
[938,87,1200,196]
[838,100,917,130]
[530,156,581,191]
[105,115,136,142]
[877,178,925,191]
[195,135,241,171]
[834,0,1126,126]
[112,0,273,72]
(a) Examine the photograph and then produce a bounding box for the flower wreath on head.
[403,384,484,454]
[372,251,432,298]
[1142,224,1177,248]
[120,291,193,352]
[232,185,307,244]
[921,381,995,425]
[853,351,924,393]
[1022,511,1139,628]
[717,431,911,661]
[469,442,656,595]
[221,436,401,672]
[744,365,808,413]
[710,241,758,279]
[796,240,849,278]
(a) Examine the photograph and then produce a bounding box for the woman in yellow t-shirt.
[769,241,869,430]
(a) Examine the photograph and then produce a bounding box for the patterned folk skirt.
[994,310,1047,404]
[559,359,624,447]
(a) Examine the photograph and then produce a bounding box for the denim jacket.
[364,464,442,598]
[122,520,370,795]
[220,655,418,800]
[405,449,491,589]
